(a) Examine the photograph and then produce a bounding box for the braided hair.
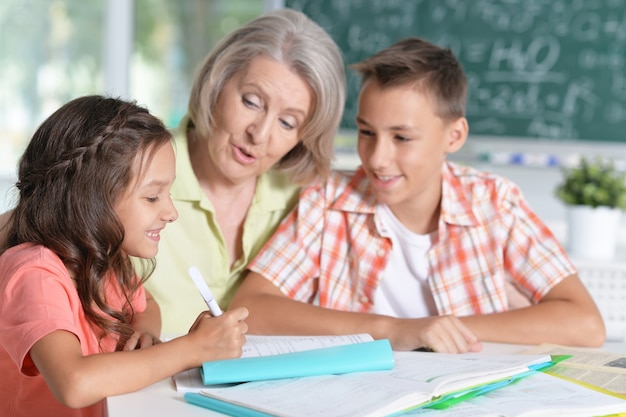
[4,95,172,347]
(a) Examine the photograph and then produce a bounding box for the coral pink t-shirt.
[0,243,147,417]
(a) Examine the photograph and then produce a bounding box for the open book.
[184,350,553,417]
[173,333,390,391]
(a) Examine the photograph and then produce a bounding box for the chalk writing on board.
[287,0,626,143]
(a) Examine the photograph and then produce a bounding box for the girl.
[0,95,248,417]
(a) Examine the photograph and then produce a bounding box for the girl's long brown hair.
[3,95,172,347]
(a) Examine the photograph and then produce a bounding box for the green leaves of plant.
[554,156,626,209]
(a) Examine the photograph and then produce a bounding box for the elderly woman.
[144,8,346,334]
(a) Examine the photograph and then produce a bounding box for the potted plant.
[554,156,626,260]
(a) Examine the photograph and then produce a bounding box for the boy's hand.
[389,315,482,353]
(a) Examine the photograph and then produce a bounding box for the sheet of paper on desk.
[173,333,374,392]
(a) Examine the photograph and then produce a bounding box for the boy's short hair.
[351,37,467,121]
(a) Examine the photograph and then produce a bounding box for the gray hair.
[188,8,346,184]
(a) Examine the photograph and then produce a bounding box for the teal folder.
[201,339,394,385]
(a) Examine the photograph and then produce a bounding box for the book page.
[240,333,373,357]
[199,372,429,417]
[173,333,373,392]
[522,343,626,395]
[400,403,500,417]
[389,352,551,396]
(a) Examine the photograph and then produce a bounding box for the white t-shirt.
[373,204,437,318]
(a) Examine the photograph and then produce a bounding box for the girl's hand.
[121,330,162,351]
[122,290,162,350]
[187,307,249,362]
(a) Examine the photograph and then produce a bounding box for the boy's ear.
[445,117,468,154]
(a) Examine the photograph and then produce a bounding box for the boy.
[230,38,605,353]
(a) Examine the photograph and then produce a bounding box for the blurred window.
[0,0,267,209]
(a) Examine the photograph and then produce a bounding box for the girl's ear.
[445,117,468,154]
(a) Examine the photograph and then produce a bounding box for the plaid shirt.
[249,162,575,316]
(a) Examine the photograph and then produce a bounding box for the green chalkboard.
[286,0,626,143]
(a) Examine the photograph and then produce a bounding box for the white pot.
[566,205,622,261]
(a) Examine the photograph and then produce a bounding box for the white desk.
[106,342,626,417]
[107,378,219,417]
